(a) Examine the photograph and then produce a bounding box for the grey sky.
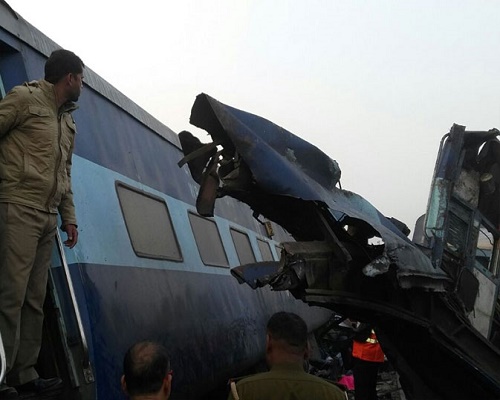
[6,0,500,232]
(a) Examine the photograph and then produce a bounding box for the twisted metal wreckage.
[179,93,500,399]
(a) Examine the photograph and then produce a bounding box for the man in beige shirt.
[0,49,83,399]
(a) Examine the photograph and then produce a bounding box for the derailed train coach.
[0,2,332,399]
[180,93,500,399]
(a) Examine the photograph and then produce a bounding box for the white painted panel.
[468,268,496,338]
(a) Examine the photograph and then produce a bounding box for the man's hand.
[62,224,78,248]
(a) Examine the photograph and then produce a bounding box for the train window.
[475,225,494,271]
[230,228,256,265]
[257,238,274,261]
[116,184,182,261]
[475,222,500,277]
[188,213,229,267]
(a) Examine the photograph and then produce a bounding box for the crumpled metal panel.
[190,93,342,195]
[189,93,450,290]
[185,95,500,400]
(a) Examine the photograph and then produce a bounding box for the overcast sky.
[6,0,500,233]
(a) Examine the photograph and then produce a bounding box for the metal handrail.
[0,329,6,385]
[55,229,94,383]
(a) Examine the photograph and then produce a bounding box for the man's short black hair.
[123,341,170,396]
[267,312,308,350]
[44,49,84,84]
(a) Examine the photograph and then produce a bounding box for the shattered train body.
[180,94,500,400]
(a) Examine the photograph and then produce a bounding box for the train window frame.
[116,183,182,262]
[257,238,274,261]
[474,218,500,278]
[188,212,229,268]
[230,228,256,265]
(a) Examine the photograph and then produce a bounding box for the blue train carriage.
[0,2,331,399]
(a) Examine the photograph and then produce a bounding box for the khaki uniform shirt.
[0,79,77,225]
[228,362,346,400]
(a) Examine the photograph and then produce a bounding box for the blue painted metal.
[52,263,322,399]
[184,95,500,399]
[190,93,341,198]
[189,93,450,290]
[0,4,332,399]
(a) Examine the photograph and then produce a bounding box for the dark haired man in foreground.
[228,312,346,400]
[122,341,172,400]
[0,49,84,400]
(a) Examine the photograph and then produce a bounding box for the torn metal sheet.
[183,93,450,291]
[180,94,500,399]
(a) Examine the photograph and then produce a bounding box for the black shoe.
[0,385,18,399]
[15,378,62,396]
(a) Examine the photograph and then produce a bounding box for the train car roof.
[0,0,181,147]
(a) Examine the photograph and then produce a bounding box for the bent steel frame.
[181,93,500,400]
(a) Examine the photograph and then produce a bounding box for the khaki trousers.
[0,203,57,386]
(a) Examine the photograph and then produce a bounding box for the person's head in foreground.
[122,341,172,400]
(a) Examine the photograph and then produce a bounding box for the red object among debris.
[338,374,355,390]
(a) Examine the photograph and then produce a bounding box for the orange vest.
[352,330,385,363]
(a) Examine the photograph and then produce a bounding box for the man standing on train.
[0,49,83,399]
